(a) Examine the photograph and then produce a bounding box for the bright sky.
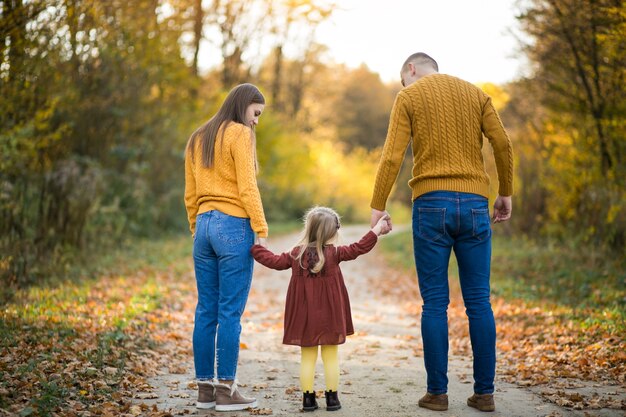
[197,0,528,86]
[315,0,527,85]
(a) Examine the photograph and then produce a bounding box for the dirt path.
[140,225,622,417]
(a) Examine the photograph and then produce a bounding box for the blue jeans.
[412,191,495,395]
[192,210,255,380]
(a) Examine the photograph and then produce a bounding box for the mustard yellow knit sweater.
[371,74,514,210]
[184,122,268,237]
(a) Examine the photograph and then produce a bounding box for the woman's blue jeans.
[412,191,496,395]
[192,210,254,380]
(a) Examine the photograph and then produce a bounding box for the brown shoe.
[468,393,495,412]
[215,380,258,412]
[418,393,448,411]
[196,380,216,409]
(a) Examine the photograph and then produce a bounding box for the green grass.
[1,232,190,305]
[268,221,303,236]
[379,229,626,332]
[490,236,624,308]
[3,221,301,306]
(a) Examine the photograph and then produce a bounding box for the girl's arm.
[337,231,378,262]
[251,245,292,270]
[337,215,389,262]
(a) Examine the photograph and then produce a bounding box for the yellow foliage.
[305,138,379,221]
[257,116,381,222]
[476,82,510,111]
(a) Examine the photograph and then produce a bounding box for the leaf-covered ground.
[1,228,624,416]
[0,237,195,417]
[378,229,625,412]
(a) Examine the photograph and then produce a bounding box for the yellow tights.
[300,345,339,393]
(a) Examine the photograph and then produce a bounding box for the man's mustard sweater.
[371,74,514,210]
[184,122,268,237]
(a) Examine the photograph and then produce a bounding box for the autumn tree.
[265,0,335,114]
[522,0,624,178]
[513,0,625,246]
[0,0,198,284]
[0,0,416,287]
[333,64,397,150]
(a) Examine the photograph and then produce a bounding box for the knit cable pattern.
[371,74,513,210]
[184,122,268,237]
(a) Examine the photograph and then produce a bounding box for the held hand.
[256,237,267,247]
[493,195,512,223]
[372,214,392,236]
[371,209,392,232]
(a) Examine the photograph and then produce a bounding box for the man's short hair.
[402,52,439,72]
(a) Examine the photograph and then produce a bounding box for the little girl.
[251,206,390,412]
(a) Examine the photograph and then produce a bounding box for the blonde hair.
[294,206,341,274]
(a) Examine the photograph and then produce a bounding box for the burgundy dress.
[251,231,378,347]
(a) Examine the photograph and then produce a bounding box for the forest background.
[1,0,624,291]
[1,1,625,416]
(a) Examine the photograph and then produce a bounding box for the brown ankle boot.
[215,380,258,412]
[418,392,448,411]
[468,393,495,412]
[196,380,216,409]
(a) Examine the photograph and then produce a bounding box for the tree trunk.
[550,0,613,174]
[192,0,203,77]
[271,45,283,111]
[6,0,25,86]
[65,0,81,77]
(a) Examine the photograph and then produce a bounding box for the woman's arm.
[184,145,198,236]
[231,126,269,238]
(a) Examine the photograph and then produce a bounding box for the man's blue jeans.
[412,191,496,395]
[192,210,254,380]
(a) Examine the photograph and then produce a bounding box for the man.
[370,52,513,412]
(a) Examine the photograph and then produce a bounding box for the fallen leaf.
[249,408,273,415]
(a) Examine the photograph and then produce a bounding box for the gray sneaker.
[215,380,258,412]
[196,380,216,409]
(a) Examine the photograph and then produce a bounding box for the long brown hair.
[188,83,265,168]
[294,206,341,274]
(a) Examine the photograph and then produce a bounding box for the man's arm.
[370,93,413,212]
[481,95,514,223]
[481,95,514,198]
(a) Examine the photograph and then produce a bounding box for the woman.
[184,83,268,411]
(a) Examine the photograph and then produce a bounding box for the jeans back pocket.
[471,208,491,241]
[418,207,446,242]
[216,214,249,245]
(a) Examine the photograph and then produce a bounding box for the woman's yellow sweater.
[184,122,268,237]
